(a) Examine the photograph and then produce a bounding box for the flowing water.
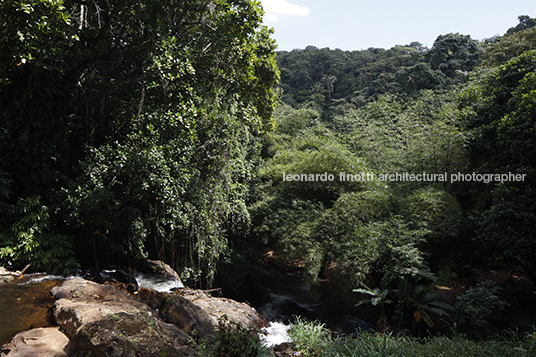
[0,270,183,347]
[253,264,374,347]
[0,268,367,349]
[135,272,184,292]
[0,274,67,346]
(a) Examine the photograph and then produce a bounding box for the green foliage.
[454,280,510,338]
[351,224,444,332]
[427,33,483,78]
[354,284,392,306]
[251,118,379,275]
[287,318,535,357]
[475,184,536,283]
[336,91,467,180]
[310,193,434,294]
[253,96,464,299]
[395,284,454,333]
[0,0,279,284]
[208,316,269,357]
[0,196,79,273]
[288,316,331,354]
[481,27,536,66]
[402,187,464,269]
[404,187,462,239]
[272,103,320,136]
[395,62,446,94]
[275,34,481,110]
[459,50,536,284]
[506,15,536,35]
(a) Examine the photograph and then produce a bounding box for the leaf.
[426,306,452,317]
[427,300,455,311]
[352,288,376,297]
[420,310,435,328]
[354,299,372,307]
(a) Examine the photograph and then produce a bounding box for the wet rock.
[2,276,267,356]
[135,287,168,309]
[0,327,74,357]
[136,259,184,287]
[81,269,138,285]
[51,278,196,356]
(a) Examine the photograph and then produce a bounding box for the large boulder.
[134,286,266,340]
[179,290,267,331]
[0,327,74,357]
[2,276,267,356]
[51,278,196,356]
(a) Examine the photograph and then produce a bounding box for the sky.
[259,0,536,51]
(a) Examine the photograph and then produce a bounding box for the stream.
[0,274,66,346]
[0,267,371,348]
[251,263,373,346]
[0,271,184,346]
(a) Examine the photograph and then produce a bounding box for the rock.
[0,267,21,285]
[159,295,216,338]
[135,287,168,309]
[135,286,265,340]
[178,289,267,331]
[0,327,74,357]
[2,276,268,356]
[98,270,138,285]
[137,260,184,287]
[51,278,196,356]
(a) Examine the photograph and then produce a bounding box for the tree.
[395,62,446,93]
[322,75,337,102]
[427,33,482,78]
[481,26,536,66]
[459,50,536,284]
[0,0,279,284]
[506,15,536,35]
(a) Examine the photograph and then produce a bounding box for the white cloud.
[261,0,310,21]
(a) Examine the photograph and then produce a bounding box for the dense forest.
[0,0,279,289]
[2,0,536,350]
[249,14,536,340]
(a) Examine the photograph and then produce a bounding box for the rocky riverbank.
[0,276,266,356]
[0,266,29,285]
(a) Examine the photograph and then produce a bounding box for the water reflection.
[0,275,64,346]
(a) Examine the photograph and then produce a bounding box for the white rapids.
[261,321,292,347]
[134,272,184,293]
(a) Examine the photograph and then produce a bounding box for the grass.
[287,318,536,357]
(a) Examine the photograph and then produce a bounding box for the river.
[0,267,371,348]
[0,274,65,346]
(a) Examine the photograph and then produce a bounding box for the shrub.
[454,280,510,338]
[287,318,534,357]
[209,316,269,357]
[288,316,331,353]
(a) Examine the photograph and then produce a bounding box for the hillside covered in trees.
[249,15,536,338]
[1,1,536,352]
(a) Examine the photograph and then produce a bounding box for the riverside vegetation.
[1,1,536,355]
